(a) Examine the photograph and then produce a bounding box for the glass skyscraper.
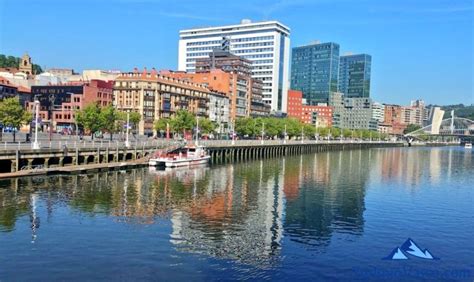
[338,54,371,98]
[290,42,340,105]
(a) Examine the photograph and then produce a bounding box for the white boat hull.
[149,156,210,167]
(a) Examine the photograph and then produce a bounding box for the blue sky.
[0,0,472,105]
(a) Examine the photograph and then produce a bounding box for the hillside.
[0,54,43,74]
[437,104,474,120]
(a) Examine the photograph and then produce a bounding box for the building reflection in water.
[0,147,466,267]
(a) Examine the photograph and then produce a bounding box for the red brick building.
[382,104,406,135]
[28,80,113,132]
[287,90,303,119]
[287,89,333,127]
[301,105,333,127]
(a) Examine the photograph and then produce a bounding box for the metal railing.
[0,138,403,151]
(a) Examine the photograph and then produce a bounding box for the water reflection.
[0,147,470,269]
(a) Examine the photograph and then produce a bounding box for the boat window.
[188,148,196,152]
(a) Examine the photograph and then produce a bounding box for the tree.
[0,97,32,142]
[117,111,141,134]
[198,117,216,134]
[129,112,141,130]
[284,118,302,137]
[154,118,170,131]
[263,117,283,138]
[303,124,316,137]
[76,103,102,139]
[99,105,118,141]
[404,124,422,134]
[235,117,255,136]
[171,110,195,134]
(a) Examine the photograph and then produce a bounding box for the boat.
[149,117,210,168]
[148,145,210,168]
[465,142,472,149]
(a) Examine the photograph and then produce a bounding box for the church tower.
[19,53,33,75]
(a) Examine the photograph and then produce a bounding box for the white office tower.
[179,19,291,112]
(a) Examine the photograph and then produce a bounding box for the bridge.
[404,111,474,142]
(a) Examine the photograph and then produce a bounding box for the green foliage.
[128,112,141,126]
[0,97,32,142]
[263,117,283,137]
[303,124,316,136]
[154,118,171,132]
[99,105,119,140]
[403,124,422,134]
[117,111,141,132]
[170,110,195,133]
[235,117,256,136]
[0,54,43,74]
[76,103,102,137]
[283,118,302,137]
[198,117,216,134]
[342,129,352,138]
[439,104,474,120]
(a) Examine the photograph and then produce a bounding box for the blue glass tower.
[338,54,371,98]
[290,42,340,105]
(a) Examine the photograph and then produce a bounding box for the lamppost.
[231,121,235,145]
[48,94,56,142]
[125,112,130,148]
[301,126,304,144]
[32,99,40,150]
[283,124,287,144]
[261,122,265,145]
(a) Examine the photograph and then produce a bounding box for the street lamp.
[284,124,287,144]
[231,121,235,145]
[301,126,304,144]
[261,122,265,145]
[48,94,56,142]
[32,100,40,150]
[125,112,130,148]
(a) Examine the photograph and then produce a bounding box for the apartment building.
[113,68,210,136]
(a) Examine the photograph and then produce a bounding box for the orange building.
[301,105,333,127]
[287,90,303,119]
[383,104,406,135]
[160,69,249,121]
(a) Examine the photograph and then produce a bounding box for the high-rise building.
[291,42,340,105]
[338,54,371,98]
[178,19,290,112]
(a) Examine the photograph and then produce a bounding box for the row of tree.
[0,98,142,141]
[0,97,389,142]
[75,104,141,140]
[153,110,216,136]
[0,54,43,74]
[235,117,389,139]
[0,97,32,141]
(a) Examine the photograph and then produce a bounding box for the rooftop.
[180,20,290,37]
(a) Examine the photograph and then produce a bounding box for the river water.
[0,147,473,281]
